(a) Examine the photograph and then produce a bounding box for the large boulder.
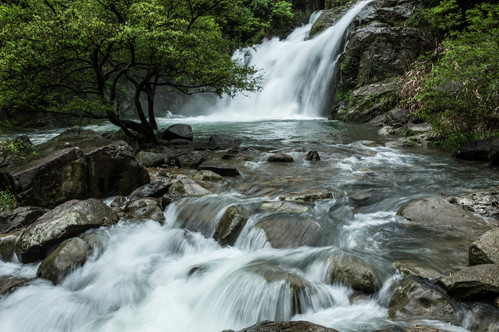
[449,190,499,219]
[397,197,492,240]
[438,264,499,302]
[0,206,49,233]
[256,214,320,248]
[15,198,118,263]
[469,228,499,266]
[213,205,248,246]
[388,277,459,324]
[229,320,339,332]
[36,237,92,284]
[160,124,193,141]
[0,128,150,208]
[329,255,376,293]
[454,137,499,163]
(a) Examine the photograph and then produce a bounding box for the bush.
[0,189,16,211]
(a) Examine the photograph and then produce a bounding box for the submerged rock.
[329,255,376,293]
[37,237,92,284]
[438,264,499,302]
[230,320,339,332]
[0,206,49,233]
[16,198,118,263]
[260,201,309,213]
[168,178,224,198]
[256,214,320,248]
[388,277,459,324]
[279,189,333,202]
[213,205,248,247]
[267,153,294,163]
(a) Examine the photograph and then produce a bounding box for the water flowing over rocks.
[0,128,150,208]
[227,320,339,332]
[0,206,49,233]
[168,177,225,198]
[15,198,118,263]
[260,201,310,213]
[438,264,499,302]
[213,205,248,246]
[279,189,333,202]
[388,277,459,324]
[469,228,499,265]
[0,276,33,296]
[36,237,92,284]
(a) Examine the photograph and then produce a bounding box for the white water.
[202,0,372,121]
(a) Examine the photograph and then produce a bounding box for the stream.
[1,1,498,331]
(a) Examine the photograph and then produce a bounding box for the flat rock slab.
[469,228,499,265]
[438,264,499,301]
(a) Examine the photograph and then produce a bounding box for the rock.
[170,153,206,169]
[198,164,240,177]
[167,139,191,146]
[234,320,339,332]
[469,228,499,265]
[386,133,437,148]
[397,197,492,240]
[168,178,224,198]
[404,325,452,332]
[348,191,372,202]
[128,176,173,200]
[256,214,320,248]
[393,260,441,279]
[490,140,499,166]
[454,137,499,162]
[193,170,225,182]
[329,255,376,293]
[36,237,92,284]
[279,189,333,202]
[267,153,294,163]
[388,277,459,324]
[0,128,150,208]
[260,201,309,213]
[161,124,193,141]
[449,190,499,219]
[0,233,17,262]
[208,135,241,149]
[438,264,499,301]
[135,151,164,167]
[305,151,321,161]
[0,206,49,233]
[213,205,248,246]
[15,198,118,263]
[0,276,33,296]
[0,135,35,168]
[121,197,165,223]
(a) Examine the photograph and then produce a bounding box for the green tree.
[0,0,281,142]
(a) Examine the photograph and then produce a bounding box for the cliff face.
[311,0,436,123]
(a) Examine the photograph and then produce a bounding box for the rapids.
[1,1,498,331]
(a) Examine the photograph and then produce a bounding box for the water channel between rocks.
[1,118,498,332]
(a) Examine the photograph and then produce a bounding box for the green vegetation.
[406,1,498,149]
[0,189,16,211]
[0,0,293,143]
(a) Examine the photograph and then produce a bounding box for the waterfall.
[204,0,372,121]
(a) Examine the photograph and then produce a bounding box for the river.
[1,1,498,331]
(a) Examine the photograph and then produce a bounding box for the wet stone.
[267,153,294,163]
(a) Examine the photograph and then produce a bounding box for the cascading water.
[1,2,498,332]
[205,0,372,121]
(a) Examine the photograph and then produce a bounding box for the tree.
[0,0,282,142]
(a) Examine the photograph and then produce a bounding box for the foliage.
[0,0,292,142]
[0,189,17,211]
[411,3,499,149]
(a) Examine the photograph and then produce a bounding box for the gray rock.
[0,276,33,296]
[404,325,453,332]
[234,320,339,332]
[279,189,333,202]
[193,170,225,182]
[0,233,17,262]
[37,237,92,284]
[393,260,441,279]
[0,206,49,233]
[0,128,150,208]
[15,198,118,263]
[168,178,224,198]
[256,214,320,248]
[388,277,459,324]
[161,124,193,141]
[454,137,499,162]
[172,153,206,168]
[128,176,173,200]
[213,205,248,246]
[260,201,309,213]
[135,151,164,167]
[449,190,499,219]
[329,255,376,293]
[305,151,321,161]
[397,197,492,240]
[469,228,499,265]
[198,164,240,177]
[267,153,294,163]
[438,264,499,301]
[208,135,241,149]
[122,197,165,223]
[386,133,437,148]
